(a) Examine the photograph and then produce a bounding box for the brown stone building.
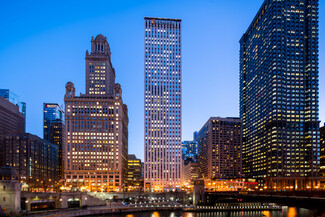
[2,133,58,191]
[197,117,242,180]
[64,34,128,192]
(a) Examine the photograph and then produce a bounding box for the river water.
[93,207,325,217]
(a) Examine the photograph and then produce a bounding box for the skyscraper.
[0,89,26,131]
[64,34,128,192]
[240,0,319,183]
[144,17,182,191]
[197,117,242,180]
[43,103,64,142]
[50,119,65,179]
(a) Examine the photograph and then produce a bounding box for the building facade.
[43,103,64,142]
[240,0,320,180]
[127,154,142,191]
[197,117,242,180]
[0,96,25,167]
[0,89,26,131]
[64,34,128,192]
[50,119,65,179]
[144,17,182,191]
[320,125,325,189]
[182,162,198,185]
[0,166,21,216]
[182,132,198,165]
[2,133,58,191]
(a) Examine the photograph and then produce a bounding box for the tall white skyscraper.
[144,17,182,191]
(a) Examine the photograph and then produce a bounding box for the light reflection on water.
[96,208,323,217]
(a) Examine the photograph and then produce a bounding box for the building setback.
[144,17,182,191]
[197,117,242,180]
[240,0,320,180]
[64,34,128,192]
[2,133,58,190]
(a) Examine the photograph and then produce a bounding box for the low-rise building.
[182,162,198,185]
[127,154,142,191]
[0,166,21,216]
[2,133,59,191]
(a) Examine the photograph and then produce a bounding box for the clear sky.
[0,0,324,161]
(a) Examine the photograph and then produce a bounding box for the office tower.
[0,89,26,131]
[320,125,325,189]
[3,133,58,191]
[144,17,182,191]
[127,154,142,190]
[197,117,242,179]
[240,0,320,182]
[182,133,198,165]
[64,34,128,192]
[50,119,65,179]
[43,103,64,142]
[0,96,25,167]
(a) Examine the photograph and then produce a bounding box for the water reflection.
[262,211,271,217]
[152,211,160,217]
[287,207,297,217]
[96,209,322,217]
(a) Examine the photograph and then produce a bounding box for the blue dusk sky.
[0,0,324,160]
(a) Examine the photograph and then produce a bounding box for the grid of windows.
[43,103,63,142]
[64,35,128,192]
[86,34,115,97]
[240,0,320,179]
[144,17,182,191]
[197,118,242,180]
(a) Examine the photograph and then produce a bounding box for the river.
[91,206,325,217]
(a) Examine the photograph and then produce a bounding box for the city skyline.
[1,0,325,161]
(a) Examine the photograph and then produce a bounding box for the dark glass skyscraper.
[182,132,198,166]
[43,103,64,142]
[240,0,319,180]
[50,119,65,179]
